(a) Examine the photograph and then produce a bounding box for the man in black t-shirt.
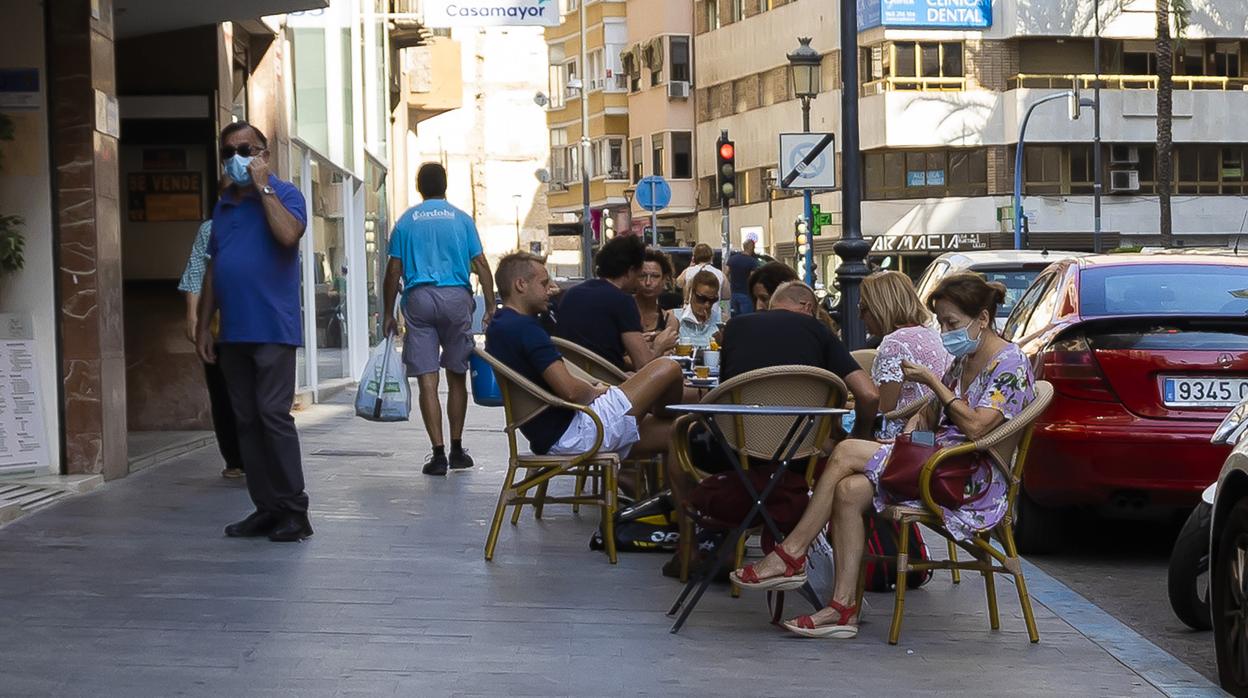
[725,238,761,317]
[557,236,675,370]
[486,253,684,459]
[671,282,879,499]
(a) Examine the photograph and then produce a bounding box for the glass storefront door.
[310,158,352,382]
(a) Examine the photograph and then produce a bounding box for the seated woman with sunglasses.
[729,272,1036,639]
[674,269,723,348]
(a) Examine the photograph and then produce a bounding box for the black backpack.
[863,519,933,592]
[589,493,680,553]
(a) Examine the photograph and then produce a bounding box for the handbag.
[878,431,988,509]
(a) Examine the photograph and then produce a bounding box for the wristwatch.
[261,184,275,196]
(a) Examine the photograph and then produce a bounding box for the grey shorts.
[401,285,475,376]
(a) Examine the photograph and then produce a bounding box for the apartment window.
[757,0,773,11]
[706,0,720,30]
[890,42,963,88]
[864,149,987,200]
[1023,146,1063,195]
[1178,44,1205,77]
[630,138,643,183]
[1214,42,1242,78]
[652,134,665,177]
[569,146,580,182]
[730,0,744,23]
[670,36,691,84]
[1069,144,1094,195]
[671,131,693,180]
[550,129,569,183]
[548,45,567,108]
[604,138,625,179]
[1123,50,1158,75]
[1177,145,1228,194]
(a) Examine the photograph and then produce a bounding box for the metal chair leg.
[678,512,694,583]
[948,540,961,584]
[888,523,911,645]
[485,462,519,561]
[983,570,1000,630]
[1000,526,1040,643]
[572,472,586,514]
[603,463,618,564]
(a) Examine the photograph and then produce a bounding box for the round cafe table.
[663,403,849,633]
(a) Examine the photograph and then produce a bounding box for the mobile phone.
[911,431,936,447]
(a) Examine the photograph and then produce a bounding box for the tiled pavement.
[0,395,1224,696]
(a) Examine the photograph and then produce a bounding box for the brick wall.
[966,40,1017,92]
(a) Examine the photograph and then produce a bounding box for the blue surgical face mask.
[224,154,253,186]
[941,324,981,358]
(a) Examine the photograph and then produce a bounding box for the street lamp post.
[513,193,522,251]
[832,8,872,350]
[1013,91,1080,249]
[787,38,820,290]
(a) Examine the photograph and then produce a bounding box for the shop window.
[671,131,693,180]
[864,149,988,200]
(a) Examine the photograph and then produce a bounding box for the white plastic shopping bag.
[355,334,411,422]
[805,532,837,602]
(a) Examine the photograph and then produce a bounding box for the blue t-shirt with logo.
[388,199,484,291]
[209,175,307,346]
[484,308,574,454]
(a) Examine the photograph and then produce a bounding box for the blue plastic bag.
[355,335,411,421]
[470,352,503,407]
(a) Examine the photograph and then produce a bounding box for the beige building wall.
[404,27,551,264]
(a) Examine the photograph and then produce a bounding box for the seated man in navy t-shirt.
[556,235,675,371]
[485,253,684,459]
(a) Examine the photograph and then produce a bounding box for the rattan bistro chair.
[672,365,848,593]
[552,337,629,386]
[473,347,624,563]
[858,381,1055,645]
[850,349,876,374]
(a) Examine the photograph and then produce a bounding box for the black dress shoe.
[267,515,314,542]
[225,511,280,538]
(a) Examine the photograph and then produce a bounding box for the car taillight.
[1041,336,1117,402]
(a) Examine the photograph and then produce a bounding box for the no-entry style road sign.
[779,132,836,190]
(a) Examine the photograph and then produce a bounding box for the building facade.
[544,0,630,275]
[622,0,697,245]
[694,0,1248,283]
[0,0,452,482]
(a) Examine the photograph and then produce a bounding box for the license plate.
[1163,377,1248,408]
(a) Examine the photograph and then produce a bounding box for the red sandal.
[782,599,859,639]
[729,545,808,592]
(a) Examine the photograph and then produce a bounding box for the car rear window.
[1080,264,1248,317]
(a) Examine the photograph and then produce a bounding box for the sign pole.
[650,178,659,246]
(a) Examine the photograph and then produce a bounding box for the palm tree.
[1156,0,1190,248]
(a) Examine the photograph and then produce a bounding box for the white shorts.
[549,386,640,459]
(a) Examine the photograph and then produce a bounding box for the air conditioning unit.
[668,80,690,99]
[1110,145,1140,165]
[1110,169,1140,193]
[549,182,569,192]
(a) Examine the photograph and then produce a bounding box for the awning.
[114,0,329,39]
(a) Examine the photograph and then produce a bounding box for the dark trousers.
[204,349,244,471]
[218,343,308,515]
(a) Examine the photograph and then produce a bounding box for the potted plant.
[0,114,26,275]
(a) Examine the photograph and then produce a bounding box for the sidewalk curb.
[1022,559,1227,697]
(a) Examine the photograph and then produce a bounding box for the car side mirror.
[1212,399,1248,445]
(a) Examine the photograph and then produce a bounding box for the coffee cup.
[702,350,720,370]
[694,365,710,379]
[674,343,693,357]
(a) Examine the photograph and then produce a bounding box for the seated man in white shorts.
[485,252,683,458]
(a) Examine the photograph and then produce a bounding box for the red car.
[1003,253,1248,551]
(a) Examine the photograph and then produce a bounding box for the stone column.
[47,0,128,479]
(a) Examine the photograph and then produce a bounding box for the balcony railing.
[1009,73,1248,91]
[861,76,968,95]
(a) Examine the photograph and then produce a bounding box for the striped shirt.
[178,220,213,294]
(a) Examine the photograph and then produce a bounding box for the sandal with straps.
[729,545,808,592]
[782,599,860,639]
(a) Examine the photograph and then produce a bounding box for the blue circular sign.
[787,145,827,181]
[636,175,672,212]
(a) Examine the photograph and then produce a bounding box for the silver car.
[914,250,1088,331]
[1209,400,1248,694]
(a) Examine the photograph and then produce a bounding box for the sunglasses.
[692,292,717,304]
[220,144,264,159]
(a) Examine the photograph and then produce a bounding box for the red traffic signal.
[716,132,736,206]
[718,142,735,160]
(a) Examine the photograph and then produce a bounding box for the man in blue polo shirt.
[383,163,495,476]
[196,121,311,543]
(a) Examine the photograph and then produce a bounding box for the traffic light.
[603,209,615,239]
[795,217,809,256]
[716,131,735,206]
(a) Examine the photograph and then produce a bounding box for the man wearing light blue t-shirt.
[383,163,496,476]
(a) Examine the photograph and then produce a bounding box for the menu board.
[0,315,48,474]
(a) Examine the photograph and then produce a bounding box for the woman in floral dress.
[729,271,1036,639]
[859,271,952,440]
